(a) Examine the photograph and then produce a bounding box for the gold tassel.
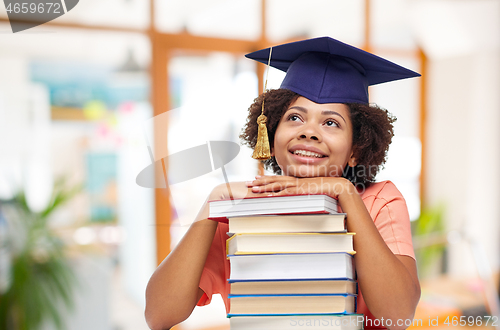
[252,99,271,160]
[252,46,273,161]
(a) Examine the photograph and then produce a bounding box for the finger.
[251,181,296,193]
[246,176,279,187]
[255,175,297,181]
[252,175,280,185]
[265,187,298,197]
[252,175,298,187]
[248,190,277,198]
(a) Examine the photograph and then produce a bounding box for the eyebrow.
[288,106,347,123]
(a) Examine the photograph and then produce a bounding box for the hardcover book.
[228,293,357,316]
[228,253,355,281]
[228,213,346,234]
[229,314,364,330]
[226,232,355,255]
[209,194,338,221]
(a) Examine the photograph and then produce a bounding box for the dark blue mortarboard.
[245,36,421,104]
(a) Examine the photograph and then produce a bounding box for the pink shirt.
[197,180,416,329]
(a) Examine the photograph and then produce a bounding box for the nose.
[299,133,319,141]
[298,124,322,142]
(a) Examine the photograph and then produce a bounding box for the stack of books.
[209,194,364,330]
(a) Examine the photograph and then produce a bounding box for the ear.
[347,151,357,167]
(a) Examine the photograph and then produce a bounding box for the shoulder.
[359,180,404,201]
[360,181,415,258]
[358,180,407,213]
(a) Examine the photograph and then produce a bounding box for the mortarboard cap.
[245,36,420,104]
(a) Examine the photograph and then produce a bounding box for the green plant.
[0,178,82,330]
[412,204,447,278]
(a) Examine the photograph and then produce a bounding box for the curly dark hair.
[239,88,396,185]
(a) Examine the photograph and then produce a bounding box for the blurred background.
[0,0,499,329]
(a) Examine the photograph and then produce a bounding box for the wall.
[419,0,500,277]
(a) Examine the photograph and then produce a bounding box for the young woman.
[145,37,421,330]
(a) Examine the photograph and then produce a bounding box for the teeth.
[293,150,324,158]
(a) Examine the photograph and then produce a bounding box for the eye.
[287,114,302,122]
[325,120,339,127]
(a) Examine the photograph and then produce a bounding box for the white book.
[228,294,356,315]
[208,194,338,220]
[226,233,355,255]
[229,253,355,281]
[228,213,346,234]
[229,279,357,295]
[230,315,364,330]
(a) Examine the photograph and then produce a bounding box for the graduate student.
[145,36,421,330]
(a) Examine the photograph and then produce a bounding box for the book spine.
[228,293,356,298]
[227,278,356,283]
[224,204,361,321]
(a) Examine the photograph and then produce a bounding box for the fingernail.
[245,181,253,186]
[252,186,259,191]
[255,175,262,178]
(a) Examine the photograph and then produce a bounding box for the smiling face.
[272,96,357,178]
